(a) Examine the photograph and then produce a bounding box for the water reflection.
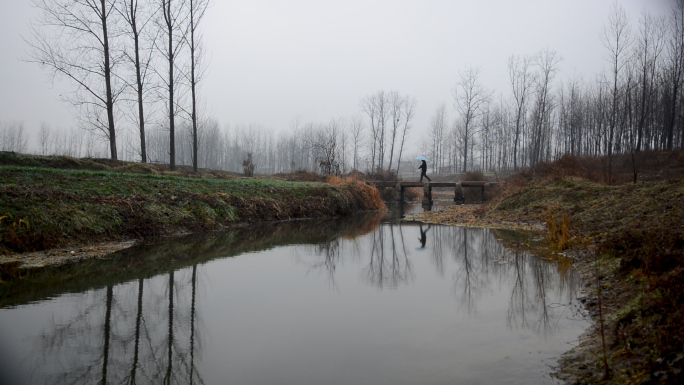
[0,217,587,385]
[418,224,430,248]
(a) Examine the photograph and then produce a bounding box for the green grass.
[0,165,323,198]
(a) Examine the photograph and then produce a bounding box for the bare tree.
[453,66,491,172]
[529,48,561,166]
[306,119,342,175]
[634,10,667,152]
[601,1,632,180]
[116,0,158,163]
[349,115,365,170]
[387,91,402,171]
[27,0,121,159]
[38,122,53,155]
[395,95,416,175]
[184,0,209,172]
[360,90,389,172]
[0,121,30,153]
[156,0,187,171]
[508,54,533,169]
[429,104,448,174]
[665,1,684,149]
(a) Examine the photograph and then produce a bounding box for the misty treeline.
[20,0,416,175]
[7,1,684,177]
[425,2,684,176]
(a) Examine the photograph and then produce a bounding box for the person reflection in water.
[418,224,431,248]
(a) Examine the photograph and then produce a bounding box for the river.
[0,206,588,384]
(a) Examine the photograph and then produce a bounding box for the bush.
[365,168,397,182]
[327,175,387,211]
[462,171,486,181]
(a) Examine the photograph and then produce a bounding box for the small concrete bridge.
[368,181,498,204]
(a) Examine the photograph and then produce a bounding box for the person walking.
[418,159,431,182]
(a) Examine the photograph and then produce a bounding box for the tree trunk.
[101,0,117,160]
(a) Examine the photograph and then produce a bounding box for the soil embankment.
[0,152,386,268]
[406,153,684,384]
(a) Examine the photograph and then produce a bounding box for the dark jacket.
[418,160,427,172]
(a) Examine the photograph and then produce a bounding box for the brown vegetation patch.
[511,151,684,186]
[327,175,387,211]
[461,171,487,181]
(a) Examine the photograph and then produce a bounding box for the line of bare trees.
[423,2,684,175]
[360,90,417,175]
[8,102,419,176]
[26,0,209,171]
[13,2,684,177]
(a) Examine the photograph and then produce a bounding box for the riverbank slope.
[0,152,386,267]
[407,153,684,384]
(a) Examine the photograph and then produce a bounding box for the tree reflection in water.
[305,223,581,336]
[5,218,582,384]
[27,266,205,385]
[361,223,415,289]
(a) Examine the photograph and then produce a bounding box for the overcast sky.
[0,0,676,151]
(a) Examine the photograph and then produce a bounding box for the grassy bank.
[0,152,386,255]
[440,154,684,384]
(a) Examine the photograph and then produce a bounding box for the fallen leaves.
[402,204,546,232]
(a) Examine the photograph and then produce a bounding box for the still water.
[0,212,588,385]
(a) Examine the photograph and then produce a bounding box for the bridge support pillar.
[422,183,432,204]
[454,184,464,205]
[396,182,405,202]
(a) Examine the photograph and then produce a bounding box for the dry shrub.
[462,171,486,181]
[328,175,387,210]
[519,151,684,186]
[365,169,397,182]
[545,207,571,250]
[521,154,604,183]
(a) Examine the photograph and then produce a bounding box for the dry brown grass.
[327,175,387,211]
[545,207,572,250]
